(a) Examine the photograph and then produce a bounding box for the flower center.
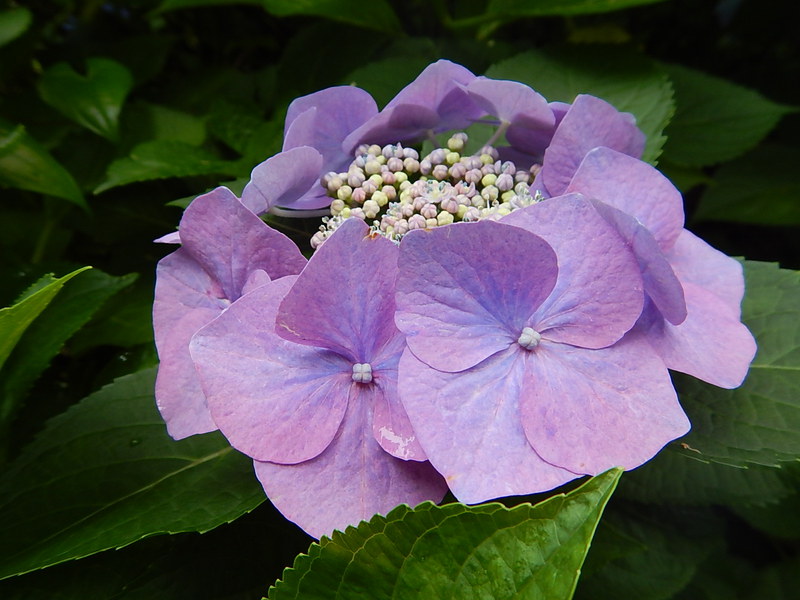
[351,362,373,384]
[517,327,542,350]
[311,132,543,248]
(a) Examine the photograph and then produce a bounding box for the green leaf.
[37,58,134,141]
[485,0,669,17]
[675,261,800,468]
[486,46,674,162]
[576,506,721,600]
[95,140,241,193]
[729,465,800,540]
[68,279,155,352]
[693,144,800,225]
[125,102,207,146]
[0,368,264,580]
[0,120,86,208]
[660,63,795,167]
[617,447,796,507]
[0,267,90,376]
[269,468,622,600]
[155,0,402,32]
[0,7,32,47]
[0,269,137,427]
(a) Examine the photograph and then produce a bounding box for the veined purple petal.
[396,220,559,373]
[254,395,447,539]
[639,284,757,388]
[520,333,690,474]
[398,346,579,504]
[343,60,482,152]
[541,94,646,196]
[180,186,307,298]
[501,194,644,348]
[590,199,687,325]
[190,276,353,463]
[566,147,685,251]
[154,303,219,439]
[371,339,427,461]
[277,218,401,362]
[667,229,745,317]
[153,247,236,439]
[467,77,555,157]
[283,86,378,168]
[242,146,324,213]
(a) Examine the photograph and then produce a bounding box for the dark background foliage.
[1,0,798,598]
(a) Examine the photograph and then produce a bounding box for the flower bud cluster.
[310,133,543,248]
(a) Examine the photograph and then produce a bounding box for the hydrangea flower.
[153,58,756,535]
[153,187,306,439]
[395,198,690,502]
[189,219,447,538]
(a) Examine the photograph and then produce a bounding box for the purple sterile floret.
[396,206,689,503]
[189,218,446,538]
[343,60,484,153]
[153,186,306,440]
[561,147,756,386]
[535,94,646,198]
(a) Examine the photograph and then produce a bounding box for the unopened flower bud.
[447,132,467,152]
[372,190,389,207]
[330,199,345,215]
[437,211,454,226]
[432,164,449,180]
[445,151,460,165]
[481,173,497,187]
[337,185,353,201]
[365,159,381,175]
[382,185,397,200]
[387,157,404,172]
[421,203,438,219]
[408,214,427,229]
[351,187,367,204]
[363,200,380,219]
[496,173,514,191]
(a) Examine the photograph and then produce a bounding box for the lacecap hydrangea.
[153,60,757,538]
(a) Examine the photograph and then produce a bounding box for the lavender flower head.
[153,59,756,536]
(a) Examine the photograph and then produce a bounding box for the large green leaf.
[0,7,32,47]
[486,46,674,162]
[575,506,721,600]
[693,144,800,225]
[0,269,137,428]
[269,468,622,600]
[0,368,264,580]
[660,63,795,167]
[344,55,439,108]
[485,0,668,17]
[0,267,90,376]
[674,261,800,468]
[95,140,241,193]
[617,447,796,507]
[0,121,86,208]
[37,58,134,141]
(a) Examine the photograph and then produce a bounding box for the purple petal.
[371,336,428,461]
[242,146,324,213]
[283,86,378,170]
[277,218,400,362]
[590,200,687,325]
[639,284,756,388]
[153,248,234,439]
[540,94,646,196]
[343,60,482,152]
[254,393,447,539]
[501,195,644,348]
[343,104,441,152]
[396,220,558,373]
[180,186,307,298]
[566,147,685,251]
[154,231,181,244]
[398,346,579,504]
[190,276,353,463]
[666,229,745,317]
[467,78,555,156]
[521,333,690,474]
